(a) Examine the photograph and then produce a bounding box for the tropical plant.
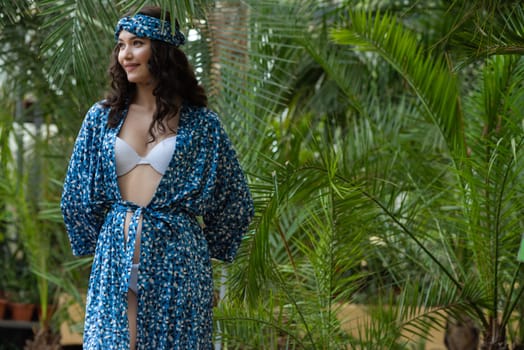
[0,1,99,347]
[219,1,524,349]
[327,5,524,350]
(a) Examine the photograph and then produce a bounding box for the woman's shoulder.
[182,104,221,128]
[84,100,111,123]
[183,104,218,119]
[87,100,111,115]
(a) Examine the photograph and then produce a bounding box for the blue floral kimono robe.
[61,102,254,349]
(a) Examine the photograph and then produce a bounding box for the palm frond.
[196,0,316,157]
[331,10,466,158]
[36,0,117,101]
[448,3,524,66]
[0,0,32,28]
[300,39,366,116]
[460,55,524,292]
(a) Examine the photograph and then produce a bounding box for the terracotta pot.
[9,302,35,321]
[0,298,7,319]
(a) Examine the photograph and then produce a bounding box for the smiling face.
[117,30,153,85]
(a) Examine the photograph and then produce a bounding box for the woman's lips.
[124,64,139,71]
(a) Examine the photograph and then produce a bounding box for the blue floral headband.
[114,13,186,46]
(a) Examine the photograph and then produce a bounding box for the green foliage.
[331,11,465,157]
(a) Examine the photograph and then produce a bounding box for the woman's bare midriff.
[119,165,163,207]
[118,165,162,262]
[119,165,162,350]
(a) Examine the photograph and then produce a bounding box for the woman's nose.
[120,45,132,58]
[124,46,132,57]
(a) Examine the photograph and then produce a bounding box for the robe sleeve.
[202,115,254,262]
[61,103,109,256]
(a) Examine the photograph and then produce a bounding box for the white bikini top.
[115,136,177,176]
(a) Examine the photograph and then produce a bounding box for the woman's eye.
[133,40,143,46]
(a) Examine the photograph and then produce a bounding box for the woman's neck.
[133,83,156,112]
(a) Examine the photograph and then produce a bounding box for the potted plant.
[0,234,9,320]
[8,291,36,322]
[0,291,7,320]
[6,266,38,322]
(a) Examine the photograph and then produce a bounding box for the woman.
[61,6,254,350]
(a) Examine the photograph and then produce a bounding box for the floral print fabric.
[61,102,254,349]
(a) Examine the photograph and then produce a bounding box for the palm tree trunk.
[24,326,61,350]
[480,317,509,350]
[205,0,248,99]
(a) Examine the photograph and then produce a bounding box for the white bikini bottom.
[129,263,139,294]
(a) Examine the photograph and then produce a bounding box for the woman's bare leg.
[128,290,137,350]
[124,212,142,350]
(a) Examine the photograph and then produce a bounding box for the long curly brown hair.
[104,6,207,141]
